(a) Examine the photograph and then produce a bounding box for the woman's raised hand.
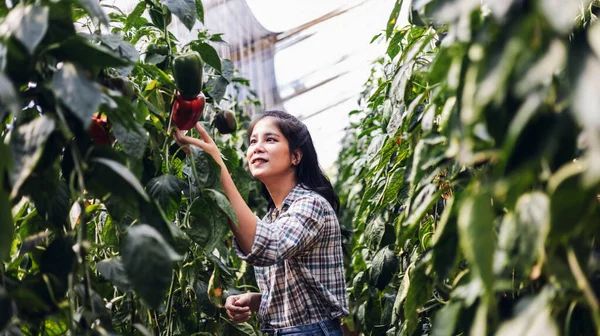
[172,122,225,167]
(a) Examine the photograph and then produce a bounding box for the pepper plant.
[336,0,600,335]
[0,0,264,334]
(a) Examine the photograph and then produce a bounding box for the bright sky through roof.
[245,0,405,172]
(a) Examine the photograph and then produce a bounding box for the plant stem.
[566,247,600,335]
[166,270,176,336]
[0,263,5,288]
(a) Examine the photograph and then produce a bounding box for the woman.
[173,110,348,335]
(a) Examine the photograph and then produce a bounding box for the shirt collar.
[269,184,309,219]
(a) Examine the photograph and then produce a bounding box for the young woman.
[173,110,348,335]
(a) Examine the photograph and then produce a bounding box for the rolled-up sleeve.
[234,196,325,267]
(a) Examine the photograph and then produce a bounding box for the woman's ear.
[292,149,303,166]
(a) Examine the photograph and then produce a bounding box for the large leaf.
[48,36,130,70]
[91,158,150,202]
[0,73,19,122]
[364,217,395,252]
[52,62,102,128]
[76,0,109,26]
[97,258,132,292]
[146,174,186,219]
[0,3,49,54]
[369,246,399,290]
[192,42,222,73]
[186,198,228,252]
[547,161,598,238]
[161,0,196,30]
[458,192,495,297]
[205,189,238,226]
[431,301,462,336]
[9,115,55,199]
[404,263,434,335]
[221,59,234,82]
[386,0,404,40]
[112,121,148,160]
[195,280,216,316]
[195,0,205,23]
[96,34,139,76]
[185,146,221,189]
[122,224,181,309]
[496,192,549,275]
[0,144,12,262]
[495,287,559,336]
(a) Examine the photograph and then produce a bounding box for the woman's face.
[246,117,297,182]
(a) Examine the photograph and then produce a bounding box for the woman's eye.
[267,137,275,142]
[249,139,257,144]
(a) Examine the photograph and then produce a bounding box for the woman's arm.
[173,123,257,254]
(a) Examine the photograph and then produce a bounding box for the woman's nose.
[253,144,265,153]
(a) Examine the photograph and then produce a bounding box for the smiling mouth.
[251,158,268,165]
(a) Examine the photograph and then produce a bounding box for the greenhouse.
[1,0,600,335]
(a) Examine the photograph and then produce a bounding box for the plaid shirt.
[235,184,349,328]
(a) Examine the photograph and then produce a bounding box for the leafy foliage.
[336,0,600,335]
[0,0,264,334]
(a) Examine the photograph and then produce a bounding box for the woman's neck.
[264,175,297,208]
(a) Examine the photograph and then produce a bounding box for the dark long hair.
[248,110,340,213]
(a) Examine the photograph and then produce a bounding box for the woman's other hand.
[172,122,225,167]
[224,293,260,324]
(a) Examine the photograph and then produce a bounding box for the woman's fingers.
[231,312,251,324]
[195,122,213,144]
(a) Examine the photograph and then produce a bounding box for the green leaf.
[146,174,186,219]
[186,198,220,251]
[387,31,404,59]
[195,280,216,316]
[193,42,222,73]
[0,73,19,123]
[205,189,238,226]
[185,146,221,189]
[0,144,12,262]
[77,0,110,26]
[91,158,150,202]
[0,3,49,54]
[195,0,205,23]
[122,224,181,309]
[9,116,56,199]
[547,161,599,239]
[232,166,253,202]
[52,62,102,129]
[386,0,404,40]
[97,258,132,292]
[124,1,147,31]
[431,301,462,336]
[432,197,458,280]
[221,320,257,336]
[514,39,566,97]
[221,59,234,82]
[496,192,550,275]
[458,192,495,296]
[404,263,433,335]
[369,247,399,290]
[161,0,196,30]
[364,217,394,252]
[47,36,130,70]
[112,121,148,160]
[380,166,406,207]
[496,287,559,336]
[96,34,139,76]
[207,76,229,104]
